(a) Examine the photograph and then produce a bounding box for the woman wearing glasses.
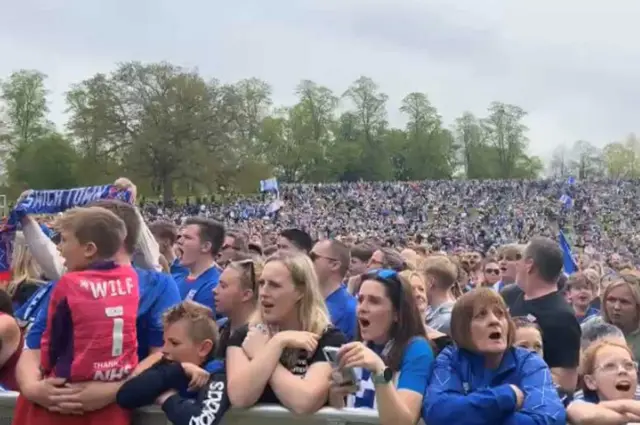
[328,269,433,425]
[225,252,346,414]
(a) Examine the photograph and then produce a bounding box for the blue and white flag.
[0,185,132,279]
[559,194,573,209]
[259,178,279,193]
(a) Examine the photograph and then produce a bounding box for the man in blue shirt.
[311,240,357,341]
[174,217,224,311]
[15,200,181,415]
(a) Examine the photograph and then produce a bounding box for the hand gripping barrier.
[0,392,381,425]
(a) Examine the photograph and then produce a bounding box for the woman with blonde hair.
[7,231,45,309]
[399,269,427,317]
[226,252,347,414]
[598,272,640,360]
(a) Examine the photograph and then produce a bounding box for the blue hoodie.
[424,345,566,425]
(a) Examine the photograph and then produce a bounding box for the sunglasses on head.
[362,269,403,305]
[232,259,257,291]
[363,268,400,282]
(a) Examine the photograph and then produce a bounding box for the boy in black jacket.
[116,301,230,425]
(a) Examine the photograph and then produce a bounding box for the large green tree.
[0,63,557,199]
[6,132,79,190]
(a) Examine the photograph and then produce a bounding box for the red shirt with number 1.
[12,261,139,425]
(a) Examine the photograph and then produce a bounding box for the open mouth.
[261,301,274,310]
[615,381,632,392]
[489,331,502,341]
[500,266,507,273]
[359,318,371,329]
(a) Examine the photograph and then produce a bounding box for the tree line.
[549,137,640,180]
[0,62,623,203]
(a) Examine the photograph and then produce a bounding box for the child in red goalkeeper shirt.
[12,206,140,425]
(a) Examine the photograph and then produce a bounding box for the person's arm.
[21,216,64,280]
[16,349,43,397]
[376,338,433,425]
[134,208,162,272]
[567,401,634,425]
[225,330,285,408]
[51,381,124,413]
[424,347,519,425]
[16,297,49,403]
[502,354,567,425]
[544,315,581,392]
[268,329,345,414]
[117,360,186,409]
[40,277,67,375]
[269,361,332,414]
[161,371,231,425]
[0,315,21,368]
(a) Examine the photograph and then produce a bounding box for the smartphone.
[323,346,359,385]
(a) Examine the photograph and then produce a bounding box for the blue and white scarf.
[348,340,395,409]
[0,185,131,277]
[14,280,55,328]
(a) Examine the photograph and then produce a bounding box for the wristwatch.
[372,367,393,385]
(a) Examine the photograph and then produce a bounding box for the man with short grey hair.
[580,316,625,350]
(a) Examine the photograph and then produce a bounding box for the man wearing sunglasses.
[310,240,357,341]
[218,231,248,268]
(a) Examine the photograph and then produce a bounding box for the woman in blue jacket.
[423,288,566,425]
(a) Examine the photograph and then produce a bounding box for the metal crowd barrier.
[0,392,380,425]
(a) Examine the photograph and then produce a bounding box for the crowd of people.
[141,179,640,264]
[0,177,637,425]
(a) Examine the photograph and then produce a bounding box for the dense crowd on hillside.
[142,179,640,263]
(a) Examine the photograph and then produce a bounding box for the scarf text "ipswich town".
[0,184,132,280]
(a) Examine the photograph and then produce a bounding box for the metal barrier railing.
[0,392,380,425]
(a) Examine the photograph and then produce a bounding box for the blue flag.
[559,194,573,209]
[259,178,279,193]
[0,185,132,278]
[559,230,577,274]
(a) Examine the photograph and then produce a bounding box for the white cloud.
[1,0,638,158]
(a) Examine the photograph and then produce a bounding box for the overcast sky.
[1,0,639,159]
